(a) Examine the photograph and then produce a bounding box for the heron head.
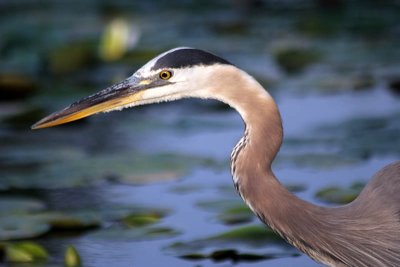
[32,47,233,129]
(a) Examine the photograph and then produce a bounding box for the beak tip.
[31,121,43,130]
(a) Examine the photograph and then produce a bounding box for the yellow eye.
[159,70,173,80]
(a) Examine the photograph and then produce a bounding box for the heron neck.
[215,68,337,264]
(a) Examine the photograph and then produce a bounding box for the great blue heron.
[32,47,400,266]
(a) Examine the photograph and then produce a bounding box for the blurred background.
[1,0,400,266]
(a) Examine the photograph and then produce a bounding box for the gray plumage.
[32,48,400,266]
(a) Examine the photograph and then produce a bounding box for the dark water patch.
[388,78,400,96]
[0,73,38,101]
[180,249,298,263]
[2,106,46,130]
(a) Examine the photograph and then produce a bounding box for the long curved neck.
[207,66,345,266]
[204,65,400,267]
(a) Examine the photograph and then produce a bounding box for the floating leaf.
[0,197,46,214]
[48,40,96,75]
[274,47,322,73]
[122,211,165,227]
[0,216,50,241]
[0,150,213,189]
[315,182,365,204]
[212,225,282,244]
[6,242,48,262]
[166,224,286,256]
[64,245,81,267]
[99,18,134,61]
[217,205,254,225]
[37,212,101,231]
[196,198,244,212]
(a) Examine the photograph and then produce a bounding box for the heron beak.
[31,76,151,129]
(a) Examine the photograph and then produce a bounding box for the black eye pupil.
[160,71,172,79]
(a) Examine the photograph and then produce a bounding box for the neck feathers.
[208,65,400,266]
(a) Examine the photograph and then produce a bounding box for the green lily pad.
[35,212,101,231]
[315,182,365,204]
[274,47,322,74]
[0,150,211,189]
[318,114,400,159]
[196,198,244,212]
[0,197,46,214]
[166,224,286,256]
[122,210,167,228]
[213,225,282,244]
[0,216,50,241]
[6,241,48,262]
[217,205,254,225]
[197,197,256,225]
[64,245,81,267]
[48,40,97,75]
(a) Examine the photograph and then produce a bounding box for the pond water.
[1,1,400,267]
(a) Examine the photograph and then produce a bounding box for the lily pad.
[318,114,400,158]
[0,216,50,241]
[166,224,286,256]
[48,40,97,75]
[315,182,365,204]
[122,210,168,228]
[196,198,244,212]
[35,212,101,231]
[64,245,81,267]
[6,241,48,263]
[274,47,322,74]
[0,150,211,189]
[217,205,254,225]
[0,197,46,214]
